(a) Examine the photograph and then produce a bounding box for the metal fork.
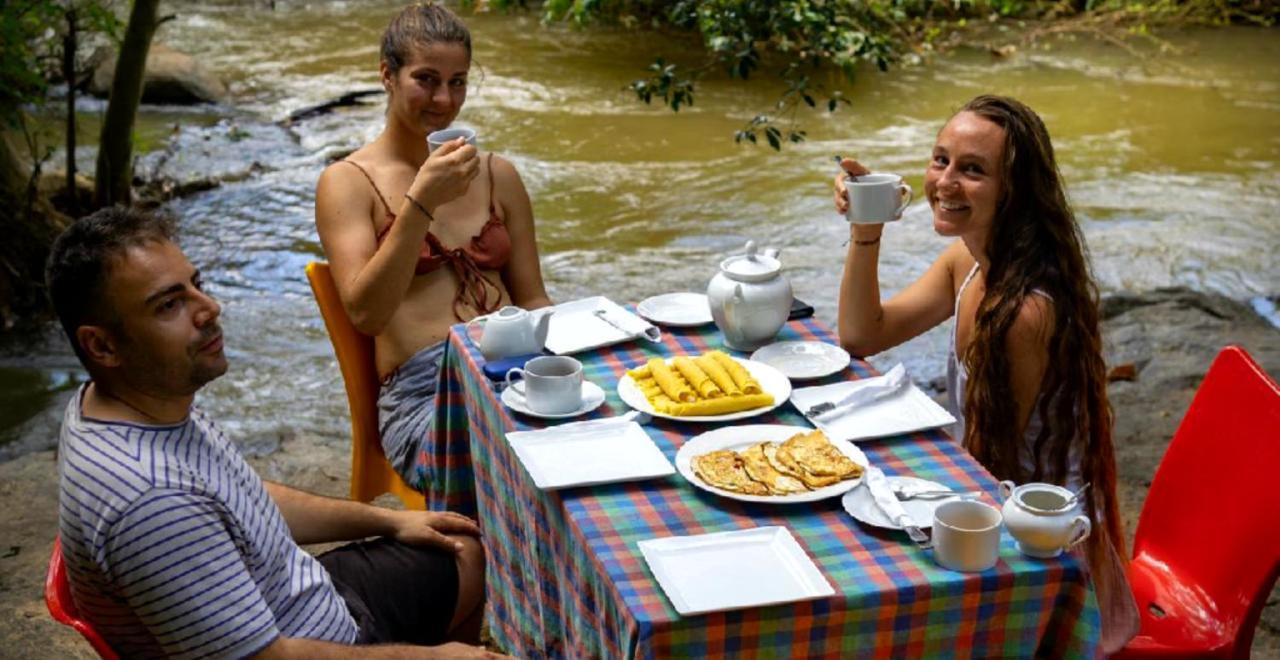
[892,487,976,501]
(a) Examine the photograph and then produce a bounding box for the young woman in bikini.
[833,95,1138,652]
[315,3,551,492]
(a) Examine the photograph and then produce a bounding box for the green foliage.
[1,0,122,128]
[472,0,1279,148]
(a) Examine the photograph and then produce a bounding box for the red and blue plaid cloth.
[432,315,1101,658]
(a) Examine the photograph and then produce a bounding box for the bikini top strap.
[486,152,497,213]
[340,160,394,219]
[955,263,981,316]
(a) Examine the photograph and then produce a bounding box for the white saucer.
[750,341,851,380]
[501,381,607,419]
[636,292,713,327]
[842,476,961,530]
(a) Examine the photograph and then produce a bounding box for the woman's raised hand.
[833,157,872,215]
[408,138,480,215]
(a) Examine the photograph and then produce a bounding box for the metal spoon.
[1058,482,1091,510]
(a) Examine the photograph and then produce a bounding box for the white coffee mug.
[505,356,583,415]
[845,173,913,224]
[427,127,477,153]
[932,499,1002,572]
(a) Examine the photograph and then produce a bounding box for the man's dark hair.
[45,206,177,365]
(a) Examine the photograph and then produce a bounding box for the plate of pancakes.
[676,425,868,503]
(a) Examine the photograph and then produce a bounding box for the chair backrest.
[1132,345,1280,643]
[46,537,120,660]
[305,262,422,508]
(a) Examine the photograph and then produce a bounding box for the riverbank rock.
[89,43,227,105]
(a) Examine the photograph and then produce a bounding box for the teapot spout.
[533,308,555,349]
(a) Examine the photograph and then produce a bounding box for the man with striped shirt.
[47,207,504,659]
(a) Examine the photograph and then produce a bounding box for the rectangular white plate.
[544,296,661,355]
[638,526,835,616]
[505,420,674,490]
[789,381,956,442]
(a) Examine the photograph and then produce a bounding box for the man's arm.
[253,637,503,659]
[264,481,481,548]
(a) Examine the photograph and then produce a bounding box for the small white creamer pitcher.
[998,481,1091,558]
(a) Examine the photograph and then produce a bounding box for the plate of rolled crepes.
[618,351,791,422]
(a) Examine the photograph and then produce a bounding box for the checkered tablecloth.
[434,315,1101,658]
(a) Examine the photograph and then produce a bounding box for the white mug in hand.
[427,127,477,153]
[505,356,584,415]
[845,173,913,224]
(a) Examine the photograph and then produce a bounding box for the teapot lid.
[720,240,781,283]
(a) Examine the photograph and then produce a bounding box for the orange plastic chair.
[46,537,120,660]
[1115,345,1280,658]
[306,261,424,510]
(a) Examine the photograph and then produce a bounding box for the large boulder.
[89,43,227,104]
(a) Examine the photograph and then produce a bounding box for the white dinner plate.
[750,341,851,380]
[841,476,962,530]
[617,357,791,422]
[638,526,835,616]
[636,292,714,327]
[506,420,674,490]
[501,381,607,420]
[675,424,868,504]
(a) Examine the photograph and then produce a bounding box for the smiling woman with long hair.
[315,3,552,493]
[833,95,1138,652]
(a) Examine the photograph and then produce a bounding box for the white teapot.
[707,240,793,351]
[998,481,1092,558]
[468,305,554,361]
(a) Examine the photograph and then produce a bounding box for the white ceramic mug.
[932,499,1002,572]
[845,173,913,224]
[999,481,1092,558]
[505,356,583,415]
[427,126,477,153]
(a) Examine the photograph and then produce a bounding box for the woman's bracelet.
[403,194,434,223]
[853,236,881,246]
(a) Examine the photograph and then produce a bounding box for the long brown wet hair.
[957,95,1124,558]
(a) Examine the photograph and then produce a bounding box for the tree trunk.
[93,0,161,208]
[64,8,78,217]
[0,130,69,329]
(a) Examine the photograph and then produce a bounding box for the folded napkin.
[790,368,956,442]
[811,364,908,419]
[594,307,662,342]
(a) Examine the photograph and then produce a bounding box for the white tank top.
[944,264,1084,490]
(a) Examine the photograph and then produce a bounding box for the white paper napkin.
[790,374,956,442]
[594,307,662,342]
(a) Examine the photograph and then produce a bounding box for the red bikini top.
[342,154,512,320]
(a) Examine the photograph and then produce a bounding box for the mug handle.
[464,314,490,354]
[998,480,1015,502]
[1066,515,1092,549]
[505,368,526,396]
[894,183,914,219]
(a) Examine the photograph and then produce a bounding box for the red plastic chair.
[1115,345,1280,658]
[45,537,119,660]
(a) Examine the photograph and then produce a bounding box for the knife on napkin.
[806,363,909,419]
[864,465,931,549]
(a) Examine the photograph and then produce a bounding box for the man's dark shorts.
[319,537,460,645]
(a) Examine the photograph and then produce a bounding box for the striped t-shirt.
[57,385,358,658]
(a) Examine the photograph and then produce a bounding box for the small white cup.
[505,356,584,415]
[932,499,1002,572]
[845,173,913,224]
[427,127,477,153]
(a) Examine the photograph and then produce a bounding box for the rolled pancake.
[708,351,762,394]
[648,358,696,403]
[694,354,742,396]
[673,356,723,399]
[740,442,809,494]
[692,450,769,496]
[663,393,774,417]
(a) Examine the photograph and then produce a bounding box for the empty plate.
[636,293,714,327]
[750,341,851,380]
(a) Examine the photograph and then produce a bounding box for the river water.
[2,1,1277,456]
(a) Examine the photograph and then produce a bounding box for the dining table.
[428,312,1102,658]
